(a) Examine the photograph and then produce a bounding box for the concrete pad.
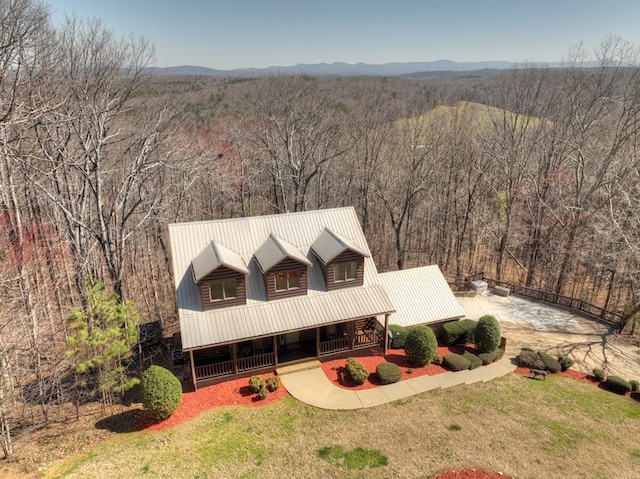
[356,387,389,408]
[377,381,418,402]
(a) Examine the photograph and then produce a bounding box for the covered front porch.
[187,316,388,389]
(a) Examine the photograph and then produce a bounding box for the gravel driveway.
[457,293,640,380]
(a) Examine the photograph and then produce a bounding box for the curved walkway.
[279,356,516,410]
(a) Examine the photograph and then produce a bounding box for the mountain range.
[146,60,517,77]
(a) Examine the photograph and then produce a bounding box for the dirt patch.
[434,469,514,479]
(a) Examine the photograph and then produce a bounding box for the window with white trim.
[334,260,358,282]
[209,278,237,301]
[274,270,300,291]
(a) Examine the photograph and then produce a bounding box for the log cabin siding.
[264,258,308,301]
[325,251,365,291]
[198,266,247,311]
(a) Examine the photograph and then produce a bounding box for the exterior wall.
[325,250,365,291]
[264,258,308,301]
[198,266,247,311]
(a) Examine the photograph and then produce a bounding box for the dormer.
[310,228,368,291]
[254,234,311,301]
[191,241,249,311]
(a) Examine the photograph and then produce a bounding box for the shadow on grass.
[95,408,146,433]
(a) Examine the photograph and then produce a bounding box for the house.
[169,207,462,389]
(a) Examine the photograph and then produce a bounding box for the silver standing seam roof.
[169,207,396,351]
[378,265,465,328]
[191,240,250,282]
[311,228,369,264]
[254,233,312,272]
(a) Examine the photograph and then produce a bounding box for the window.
[334,260,358,282]
[209,278,237,301]
[274,270,300,291]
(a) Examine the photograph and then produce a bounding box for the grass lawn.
[43,374,640,479]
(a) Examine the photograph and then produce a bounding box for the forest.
[2,0,640,461]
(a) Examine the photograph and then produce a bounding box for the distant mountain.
[146,60,514,77]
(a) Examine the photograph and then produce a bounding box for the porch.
[189,317,387,389]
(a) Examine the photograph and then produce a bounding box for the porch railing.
[320,337,349,355]
[464,272,625,330]
[195,360,233,380]
[238,352,274,372]
[354,329,384,348]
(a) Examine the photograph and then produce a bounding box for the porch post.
[316,327,320,357]
[231,343,238,374]
[189,350,197,390]
[383,313,390,356]
[273,335,279,367]
[349,320,356,349]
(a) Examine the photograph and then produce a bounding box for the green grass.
[43,374,640,479]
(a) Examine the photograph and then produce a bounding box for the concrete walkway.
[279,356,516,410]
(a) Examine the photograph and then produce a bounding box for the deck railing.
[195,360,233,380]
[320,337,350,355]
[354,329,384,348]
[238,352,275,372]
[464,272,625,329]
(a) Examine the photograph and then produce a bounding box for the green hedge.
[443,353,471,371]
[474,315,501,354]
[404,325,438,366]
[478,350,497,365]
[516,349,545,370]
[558,355,574,372]
[462,351,483,370]
[592,368,607,382]
[139,365,183,420]
[388,324,409,349]
[630,380,639,392]
[537,351,562,373]
[266,376,280,392]
[605,376,632,395]
[249,375,265,393]
[346,358,369,385]
[442,319,477,346]
[376,362,402,384]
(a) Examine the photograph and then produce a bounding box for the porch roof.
[378,265,464,328]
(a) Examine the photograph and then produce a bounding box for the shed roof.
[191,240,249,282]
[254,234,312,273]
[378,265,464,328]
[311,228,369,264]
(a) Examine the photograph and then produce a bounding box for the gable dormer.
[254,234,311,301]
[310,228,368,291]
[191,241,249,311]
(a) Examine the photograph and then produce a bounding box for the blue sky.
[47,1,640,70]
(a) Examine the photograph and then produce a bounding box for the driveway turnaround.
[279,357,515,410]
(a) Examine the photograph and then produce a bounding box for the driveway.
[457,293,640,380]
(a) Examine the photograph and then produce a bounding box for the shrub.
[346,358,369,385]
[432,355,442,366]
[474,315,502,354]
[494,348,505,360]
[604,375,632,395]
[443,319,477,346]
[376,362,402,384]
[558,355,574,372]
[443,353,471,371]
[404,325,438,366]
[257,385,269,400]
[478,351,497,365]
[630,380,639,392]
[249,375,265,393]
[266,375,280,392]
[592,368,607,382]
[139,365,182,420]
[517,349,545,370]
[462,351,483,370]
[537,351,561,373]
[388,324,409,349]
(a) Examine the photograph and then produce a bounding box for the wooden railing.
[354,329,384,348]
[464,272,625,330]
[320,337,349,355]
[238,352,274,372]
[195,360,233,380]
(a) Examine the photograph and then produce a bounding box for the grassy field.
[42,374,640,479]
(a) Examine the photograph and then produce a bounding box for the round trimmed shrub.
[537,351,561,373]
[388,324,409,349]
[592,368,607,382]
[517,349,545,370]
[376,362,402,384]
[443,353,471,371]
[478,351,497,365]
[474,315,501,354]
[558,355,574,372]
[257,385,269,400]
[630,380,639,392]
[462,351,483,370]
[404,325,438,366]
[266,375,280,392]
[604,375,632,395]
[249,375,265,393]
[139,365,182,420]
[346,358,369,385]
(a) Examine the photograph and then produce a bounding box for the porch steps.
[276,360,322,376]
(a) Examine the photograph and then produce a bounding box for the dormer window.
[275,270,300,291]
[334,260,357,283]
[209,278,237,301]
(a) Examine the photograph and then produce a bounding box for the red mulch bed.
[321,346,474,390]
[434,469,514,479]
[514,366,597,385]
[137,372,288,431]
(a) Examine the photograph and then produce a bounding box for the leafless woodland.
[2,0,640,460]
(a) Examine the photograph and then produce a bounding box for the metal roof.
[169,207,395,350]
[378,265,465,327]
[254,234,312,273]
[191,240,249,282]
[310,228,370,264]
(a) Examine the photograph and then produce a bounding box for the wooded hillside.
[2,0,640,460]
